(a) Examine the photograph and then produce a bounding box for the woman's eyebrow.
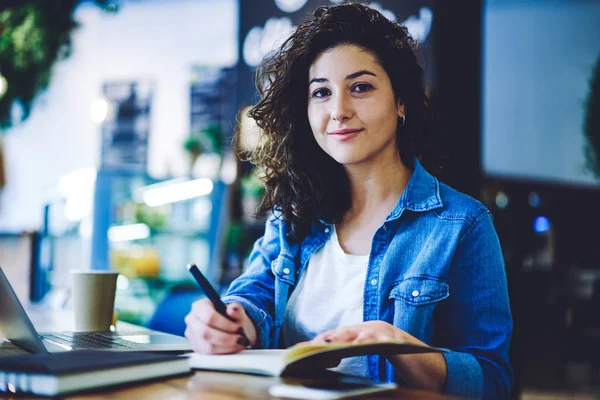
[309,69,377,85]
[345,70,377,80]
[309,77,328,85]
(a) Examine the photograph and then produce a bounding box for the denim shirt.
[222,159,513,399]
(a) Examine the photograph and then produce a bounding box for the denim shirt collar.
[387,157,443,220]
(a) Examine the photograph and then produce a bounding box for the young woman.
[185,3,512,398]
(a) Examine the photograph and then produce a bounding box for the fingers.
[184,318,246,345]
[226,303,247,323]
[184,328,247,354]
[310,322,399,345]
[314,327,359,344]
[184,299,249,354]
[352,331,391,344]
[190,299,241,333]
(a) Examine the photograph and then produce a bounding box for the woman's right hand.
[184,299,257,354]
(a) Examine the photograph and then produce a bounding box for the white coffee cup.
[70,270,119,332]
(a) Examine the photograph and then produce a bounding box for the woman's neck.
[343,153,412,221]
[334,153,411,255]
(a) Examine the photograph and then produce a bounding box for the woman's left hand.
[297,321,447,393]
[301,320,420,346]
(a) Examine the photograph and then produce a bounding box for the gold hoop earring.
[399,115,406,128]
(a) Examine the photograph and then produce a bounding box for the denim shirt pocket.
[389,276,449,340]
[270,255,296,332]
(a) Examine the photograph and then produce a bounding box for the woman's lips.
[328,128,363,141]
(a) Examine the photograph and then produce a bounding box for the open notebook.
[188,340,444,376]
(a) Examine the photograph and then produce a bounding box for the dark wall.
[433,0,482,198]
[237,0,437,108]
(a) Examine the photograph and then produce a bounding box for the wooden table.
[1,305,458,399]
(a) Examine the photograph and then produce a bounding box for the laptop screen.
[0,266,48,354]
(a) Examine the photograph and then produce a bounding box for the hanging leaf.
[0,0,113,128]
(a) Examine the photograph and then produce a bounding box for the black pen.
[187,263,235,321]
[187,264,250,347]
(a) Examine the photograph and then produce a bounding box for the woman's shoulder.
[433,180,492,230]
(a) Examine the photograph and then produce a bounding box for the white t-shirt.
[282,228,370,378]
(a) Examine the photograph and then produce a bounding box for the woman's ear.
[397,101,405,119]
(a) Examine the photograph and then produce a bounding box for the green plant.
[187,123,223,154]
[224,221,245,253]
[134,202,167,230]
[202,123,224,155]
[0,0,112,128]
[183,135,204,155]
[183,123,224,160]
[240,169,265,198]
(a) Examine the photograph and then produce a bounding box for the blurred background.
[0,0,598,398]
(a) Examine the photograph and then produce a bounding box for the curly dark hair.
[247,2,437,241]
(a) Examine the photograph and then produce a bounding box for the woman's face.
[307,44,404,167]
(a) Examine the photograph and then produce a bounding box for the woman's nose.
[331,93,353,122]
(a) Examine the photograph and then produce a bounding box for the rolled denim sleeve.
[221,215,283,349]
[438,212,513,399]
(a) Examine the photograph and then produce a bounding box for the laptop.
[0,266,192,353]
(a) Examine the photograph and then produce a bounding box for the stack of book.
[0,350,190,396]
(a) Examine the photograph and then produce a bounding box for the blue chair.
[146,289,205,337]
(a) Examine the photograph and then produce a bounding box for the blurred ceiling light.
[401,7,433,40]
[275,0,308,13]
[132,177,187,203]
[243,17,295,67]
[108,223,150,242]
[0,73,7,99]
[220,152,238,184]
[142,178,213,207]
[369,2,398,23]
[495,191,509,209]
[534,216,550,233]
[528,192,540,208]
[90,97,112,124]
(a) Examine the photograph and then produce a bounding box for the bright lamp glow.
[58,167,97,222]
[90,98,111,123]
[142,178,213,207]
[0,74,7,99]
[108,223,150,242]
[117,275,129,290]
[495,191,509,209]
[534,216,550,233]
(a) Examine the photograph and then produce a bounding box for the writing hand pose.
[301,321,447,392]
[184,299,257,354]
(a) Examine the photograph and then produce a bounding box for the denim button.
[324,228,330,233]
[370,279,378,286]
[283,268,290,274]
[412,290,420,297]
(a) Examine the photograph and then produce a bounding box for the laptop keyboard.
[40,332,137,350]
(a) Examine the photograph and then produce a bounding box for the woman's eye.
[311,88,331,98]
[352,83,373,93]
